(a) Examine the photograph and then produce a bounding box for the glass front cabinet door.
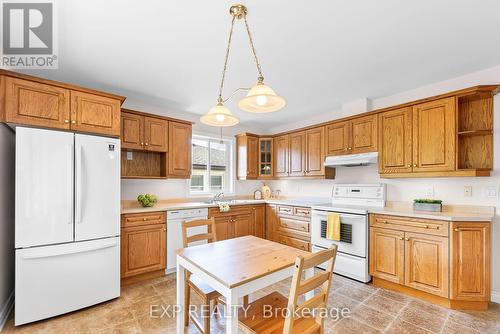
[259,138,273,178]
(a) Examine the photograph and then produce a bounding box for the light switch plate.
[484,186,498,199]
[423,186,434,198]
[127,151,133,160]
[464,186,472,197]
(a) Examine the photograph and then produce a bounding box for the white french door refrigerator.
[15,127,120,325]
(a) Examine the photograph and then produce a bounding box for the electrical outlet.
[423,186,434,198]
[484,186,498,199]
[127,151,133,160]
[464,186,472,197]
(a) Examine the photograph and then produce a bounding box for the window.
[190,135,234,194]
[190,175,204,191]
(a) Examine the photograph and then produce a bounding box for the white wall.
[0,125,15,329]
[269,66,500,295]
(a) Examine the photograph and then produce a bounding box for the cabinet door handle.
[64,119,69,123]
[71,120,76,124]
[143,218,147,221]
[407,164,411,167]
[145,143,149,146]
[454,228,459,232]
[413,164,417,167]
[405,237,410,241]
[424,225,429,229]
[382,220,388,224]
[399,237,404,240]
[141,142,144,146]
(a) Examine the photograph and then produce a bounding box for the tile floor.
[2,272,500,334]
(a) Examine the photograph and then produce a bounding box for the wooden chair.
[182,218,250,333]
[238,245,338,334]
[182,218,220,334]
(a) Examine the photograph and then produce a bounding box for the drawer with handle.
[277,205,293,216]
[279,217,309,233]
[121,212,166,228]
[293,207,311,218]
[279,234,310,251]
[370,214,448,237]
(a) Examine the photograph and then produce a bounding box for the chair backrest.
[181,217,217,248]
[283,245,338,334]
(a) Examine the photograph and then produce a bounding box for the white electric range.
[311,184,386,283]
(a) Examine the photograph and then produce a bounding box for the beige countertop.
[368,202,495,222]
[120,198,327,215]
[121,198,495,222]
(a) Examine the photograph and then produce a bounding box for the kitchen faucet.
[213,192,224,202]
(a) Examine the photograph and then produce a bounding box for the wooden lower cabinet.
[404,232,449,297]
[450,222,490,301]
[233,214,253,238]
[369,214,490,309]
[369,227,405,284]
[209,205,264,241]
[266,204,279,241]
[268,204,311,251]
[252,204,266,239]
[214,216,232,241]
[121,212,166,284]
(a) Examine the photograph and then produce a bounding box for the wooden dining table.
[176,235,313,333]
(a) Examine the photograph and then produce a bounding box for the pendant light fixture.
[200,4,286,127]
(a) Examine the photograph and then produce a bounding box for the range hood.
[324,152,378,167]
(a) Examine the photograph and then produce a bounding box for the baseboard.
[491,290,500,304]
[0,291,14,332]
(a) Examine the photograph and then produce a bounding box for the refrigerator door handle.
[75,144,83,224]
[21,240,118,259]
[66,144,73,225]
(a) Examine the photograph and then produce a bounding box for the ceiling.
[23,0,500,132]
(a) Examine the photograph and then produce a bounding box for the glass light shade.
[200,102,240,127]
[238,82,286,113]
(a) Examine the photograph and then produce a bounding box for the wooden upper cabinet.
[236,134,259,180]
[305,127,325,176]
[4,77,70,129]
[121,112,144,150]
[1,71,125,136]
[274,134,289,177]
[247,136,259,179]
[258,138,273,178]
[412,97,456,172]
[144,117,168,152]
[451,222,490,301]
[289,131,306,176]
[326,121,350,155]
[70,90,121,136]
[404,232,449,298]
[351,114,377,154]
[378,107,413,174]
[168,121,192,178]
[369,227,405,284]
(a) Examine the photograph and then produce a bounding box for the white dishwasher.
[166,208,209,273]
